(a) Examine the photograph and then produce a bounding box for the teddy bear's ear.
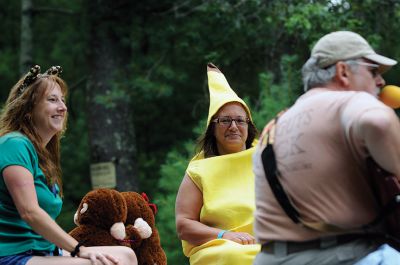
[80,203,88,214]
[73,209,79,225]
[74,202,88,225]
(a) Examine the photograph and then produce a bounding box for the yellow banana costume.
[182,63,260,265]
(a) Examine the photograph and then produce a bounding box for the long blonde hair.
[0,74,68,196]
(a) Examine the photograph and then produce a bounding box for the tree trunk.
[20,0,33,74]
[85,0,138,191]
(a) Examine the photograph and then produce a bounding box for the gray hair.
[301,57,360,92]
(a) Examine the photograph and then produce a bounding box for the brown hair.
[0,74,68,196]
[196,105,258,158]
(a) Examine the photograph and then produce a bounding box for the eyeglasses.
[212,116,250,127]
[353,61,380,77]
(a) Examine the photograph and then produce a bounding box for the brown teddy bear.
[69,188,152,249]
[69,189,167,265]
[121,192,167,265]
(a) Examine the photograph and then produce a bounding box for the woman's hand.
[78,247,120,265]
[221,231,256,245]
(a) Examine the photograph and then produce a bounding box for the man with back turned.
[253,31,400,264]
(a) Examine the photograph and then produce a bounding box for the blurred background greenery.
[1,0,400,264]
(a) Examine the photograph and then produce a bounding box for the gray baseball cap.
[311,31,397,73]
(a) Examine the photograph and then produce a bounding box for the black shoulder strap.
[260,118,301,224]
[260,116,350,233]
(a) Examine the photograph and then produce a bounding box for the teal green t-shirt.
[0,132,62,256]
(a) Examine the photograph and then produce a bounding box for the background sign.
[90,162,116,188]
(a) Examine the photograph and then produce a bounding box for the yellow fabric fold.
[182,147,260,265]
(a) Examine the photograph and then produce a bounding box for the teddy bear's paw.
[110,222,126,240]
[133,217,152,239]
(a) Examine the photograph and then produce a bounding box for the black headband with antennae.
[45,65,63,76]
[18,65,41,95]
[17,65,63,95]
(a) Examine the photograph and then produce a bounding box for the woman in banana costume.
[175,63,260,265]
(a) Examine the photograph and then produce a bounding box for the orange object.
[379,85,400,109]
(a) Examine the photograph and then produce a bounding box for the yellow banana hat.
[379,85,400,109]
[206,63,252,126]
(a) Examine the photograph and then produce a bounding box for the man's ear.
[334,61,351,88]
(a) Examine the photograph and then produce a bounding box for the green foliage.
[58,87,91,231]
[0,48,19,100]
[94,85,130,109]
[252,54,302,128]
[155,142,194,265]
[0,0,20,101]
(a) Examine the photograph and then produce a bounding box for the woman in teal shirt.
[0,65,137,265]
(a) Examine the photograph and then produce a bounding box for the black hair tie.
[70,242,85,257]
